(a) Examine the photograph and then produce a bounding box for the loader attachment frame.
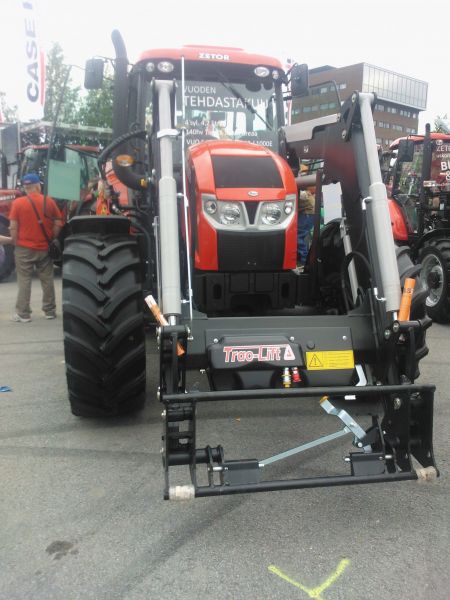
[158,313,437,500]
[161,378,437,499]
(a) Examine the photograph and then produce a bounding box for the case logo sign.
[223,344,295,363]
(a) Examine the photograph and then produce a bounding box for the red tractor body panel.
[0,189,20,221]
[187,140,297,272]
[388,198,409,241]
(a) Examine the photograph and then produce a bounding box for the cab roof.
[390,132,450,149]
[138,46,283,70]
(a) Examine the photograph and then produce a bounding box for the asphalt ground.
[0,273,449,600]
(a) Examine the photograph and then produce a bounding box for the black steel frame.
[161,372,437,498]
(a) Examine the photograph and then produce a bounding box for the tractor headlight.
[157,61,174,73]
[261,203,282,225]
[220,203,241,225]
[254,66,270,78]
[284,200,294,215]
[283,194,297,216]
[204,199,217,215]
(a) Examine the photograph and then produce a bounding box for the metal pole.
[180,56,193,322]
[155,80,182,319]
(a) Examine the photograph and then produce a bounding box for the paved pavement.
[0,273,449,599]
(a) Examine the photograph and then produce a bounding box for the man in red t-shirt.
[9,173,63,322]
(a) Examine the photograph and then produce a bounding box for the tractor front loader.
[62,31,438,499]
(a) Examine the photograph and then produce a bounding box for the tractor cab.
[98,45,300,313]
[387,132,450,241]
[130,46,286,156]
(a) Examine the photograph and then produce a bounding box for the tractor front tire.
[62,219,146,417]
[420,239,450,323]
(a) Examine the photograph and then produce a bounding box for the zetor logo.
[223,344,295,364]
[199,52,230,61]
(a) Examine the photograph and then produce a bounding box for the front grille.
[212,156,283,188]
[244,201,259,224]
[217,230,284,271]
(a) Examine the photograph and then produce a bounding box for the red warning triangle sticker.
[308,353,324,368]
[284,345,295,360]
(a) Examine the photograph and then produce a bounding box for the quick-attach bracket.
[320,396,372,452]
[209,396,372,485]
[162,384,438,499]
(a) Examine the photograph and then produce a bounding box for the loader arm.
[284,92,402,317]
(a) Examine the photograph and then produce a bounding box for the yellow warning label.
[306,350,355,370]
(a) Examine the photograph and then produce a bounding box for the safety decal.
[306,350,355,370]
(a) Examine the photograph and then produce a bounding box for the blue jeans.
[297,213,314,265]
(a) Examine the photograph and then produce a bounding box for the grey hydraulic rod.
[340,219,358,304]
[359,93,401,313]
[181,56,193,322]
[156,80,182,318]
[259,428,349,467]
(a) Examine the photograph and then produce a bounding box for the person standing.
[9,173,63,322]
[297,187,315,267]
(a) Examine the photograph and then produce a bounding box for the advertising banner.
[17,0,45,120]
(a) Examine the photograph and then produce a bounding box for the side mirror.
[290,64,309,98]
[84,58,105,90]
[397,139,415,163]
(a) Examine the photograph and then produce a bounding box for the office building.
[291,63,428,147]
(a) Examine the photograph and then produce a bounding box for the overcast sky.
[1,0,446,129]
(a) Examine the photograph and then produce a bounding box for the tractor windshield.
[137,66,281,153]
[21,147,47,180]
[396,144,423,196]
[178,79,278,149]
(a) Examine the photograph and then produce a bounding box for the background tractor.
[0,121,109,280]
[61,31,437,499]
[382,125,450,322]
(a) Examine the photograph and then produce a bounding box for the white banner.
[18,0,45,120]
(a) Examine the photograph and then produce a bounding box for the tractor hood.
[187,140,297,199]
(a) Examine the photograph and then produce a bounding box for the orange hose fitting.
[145,295,185,356]
[398,277,416,321]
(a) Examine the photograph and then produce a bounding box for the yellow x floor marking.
[268,559,350,599]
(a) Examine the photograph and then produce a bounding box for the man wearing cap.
[9,173,63,322]
[297,163,316,268]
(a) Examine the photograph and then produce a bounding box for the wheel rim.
[421,253,444,307]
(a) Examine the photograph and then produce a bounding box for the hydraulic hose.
[97,129,149,190]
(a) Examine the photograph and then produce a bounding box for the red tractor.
[0,121,107,280]
[62,32,437,499]
[383,126,450,322]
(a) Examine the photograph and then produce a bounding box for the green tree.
[0,92,18,122]
[434,114,449,133]
[44,42,80,123]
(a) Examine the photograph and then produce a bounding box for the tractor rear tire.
[0,221,14,282]
[396,245,429,374]
[62,225,146,417]
[419,239,450,323]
